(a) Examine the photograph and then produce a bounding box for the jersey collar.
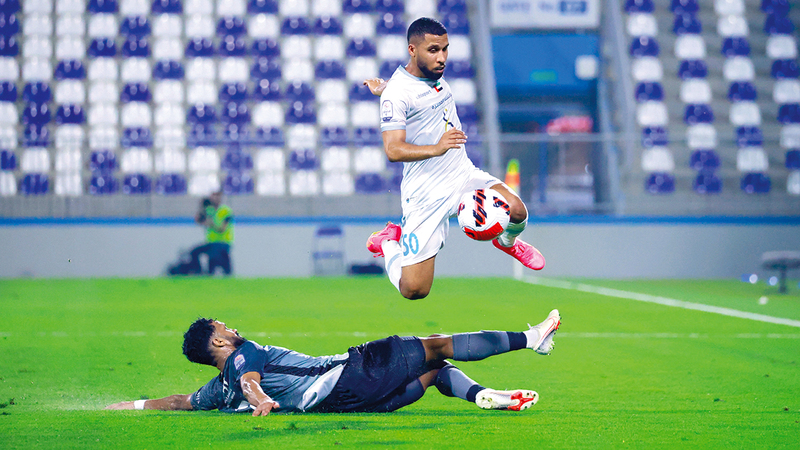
[398,65,442,86]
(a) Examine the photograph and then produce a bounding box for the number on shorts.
[401,233,419,256]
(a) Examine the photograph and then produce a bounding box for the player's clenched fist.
[436,128,467,154]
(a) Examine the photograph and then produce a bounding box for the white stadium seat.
[24,0,53,14]
[736,147,768,172]
[347,57,378,83]
[186,58,217,81]
[256,172,286,196]
[121,148,153,173]
[686,124,717,149]
[788,171,800,195]
[723,57,754,81]
[120,0,150,16]
[55,125,85,149]
[344,14,376,39]
[153,15,183,38]
[23,37,53,59]
[249,14,280,39]
[377,35,409,61]
[0,58,19,81]
[88,58,118,81]
[627,13,657,37]
[218,58,249,83]
[255,148,286,172]
[55,148,82,172]
[0,172,16,196]
[280,0,310,17]
[312,0,342,16]
[155,104,186,126]
[282,59,314,83]
[89,126,119,149]
[780,125,800,149]
[252,102,285,128]
[154,148,187,173]
[289,171,319,196]
[56,37,85,60]
[121,59,152,83]
[774,80,800,104]
[188,147,220,172]
[448,35,472,60]
[714,0,744,16]
[88,14,119,38]
[0,103,18,125]
[766,36,798,60]
[21,148,51,173]
[631,57,663,82]
[23,58,53,81]
[322,172,354,196]
[287,124,316,149]
[636,101,668,127]
[315,36,345,61]
[24,14,53,36]
[57,0,85,14]
[90,104,121,127]
[154,126,186,149]
[317,80,347,103]
[0,126,16,149]
[184,0,213,15]
[217,0,247,16]
[321,147,350,172]
[674,35,706,60]
[154,80,185,104]
[122,103,152,127]
[354,147,386,173]
[282,36,313,60]
[717,15,748,37]
[680,79,712,104]
[189,173,221,196]
[729,102,761,126]
[56,14,85,37]
[54,172,82,196]
[318,103,349,127]
[153,39,184,60]
[187,81,217,104]
[640,146,675,172]
[450,79,477,104]
[55,80,86,104]
[185,15,215,39]
[350,102,379,127]
[89,82,118,104]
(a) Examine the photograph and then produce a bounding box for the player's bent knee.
[399,282,431,300]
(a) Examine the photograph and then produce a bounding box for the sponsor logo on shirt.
[431,92,453,110]
[416,90,433,99]
[381,100,393,122]
[234,354,245,370]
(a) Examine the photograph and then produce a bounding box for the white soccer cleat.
[475,389,539,411]
[526,309,561,355]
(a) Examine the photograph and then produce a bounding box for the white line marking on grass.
[3,331,800,338]
[521,276,800,328]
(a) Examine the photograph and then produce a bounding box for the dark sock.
[507,331,528,350]
[435,363,485,402]
[452,331,519,361]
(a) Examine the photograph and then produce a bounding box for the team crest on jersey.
[381,100,393,122]
[234,354,245,370]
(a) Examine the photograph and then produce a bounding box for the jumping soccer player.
[363,17,545,300]
[106,310,561,415]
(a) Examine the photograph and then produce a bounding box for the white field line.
[520,276,800,329]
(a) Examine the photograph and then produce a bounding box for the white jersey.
[379,65,475,206]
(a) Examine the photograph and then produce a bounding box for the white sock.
[381,240,402,292]
[496,215,527,247]
[523,327,541,349]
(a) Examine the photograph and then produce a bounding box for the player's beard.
[419,61,445,80]
[231,334,246,348]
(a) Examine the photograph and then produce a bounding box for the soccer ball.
[456,188,510,241]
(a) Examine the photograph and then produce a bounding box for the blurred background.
[0,0,798,279]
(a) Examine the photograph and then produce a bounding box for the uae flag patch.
[433,81,443,92]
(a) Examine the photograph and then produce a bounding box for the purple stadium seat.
[377,13,407,35]
[285,102,316,124]
[222,149,254,171]
[221,102,250,124]
[670,0,698,13]
[630,36,660,58]
[353,127,381,145]
[123,174,151,194]
[223,122,248,143]
[55,60,86,80]
[224,171,254,195]
[466,146,482,168]
[217,17,247,37]
[151,0,182,14]
[645,172,675,194]
[23,124,49,147]
[121,83,151,102]
[778,104,800,123]
[689,150,720,170]
[253,78,281,100]
[122,127,153,147]
[736,126,763,147]
[389,172,402,193]
[0,35,18,56]
[438,0,467,14]
[761,0,790,15]
[343,0,373,13]
[20,173,49,195]
[625,0,654,11]
[678,59,707,79]
[156,173,187,195]
[88,0,118,13]
[253,127,284,145]
[56,105,85,125]
[786,150,800,169]
[23,82,51,103]
[771,60,799,79]
[251,38,280,57]
[185,38,214,57]
[321,127,348,146]
[285,81,315,102]
[187,125,216,147]
[741,172,771,193]
[152,60,184,79]
[462,122,481,142]
[90,150,117,173]
[315,60,346,79]
[219,36,247,56]
[251,58,282,80]
[0,149,15,170]
[764,14,794,35]
[721,37,750,57]
[380,60,403,79]
[22,102,51,125]
[220,82,248,103]
[347,37,377,57]
[446,60,474,78]
[693,171,721,194]
[187,105,217,125]
[635,82,664,102]
[375,0,405,13]
[441,13,468,35]
[0,0,20,14]
[642,127,668,148]
[0,82,15,101]
[349,82,375,102]
[90,174,118,195]
[684,104,714,124]
[289,149,317,170]
[673,13,702,34]
[248,0,278,14]
[281,17,310,35]
[88,38,117,57]
[120,16,150,37]
[728,81,757,101]
[314,16,343,35]
[0,13,19,36]
[458,104,479,123]
[355,173,386,193]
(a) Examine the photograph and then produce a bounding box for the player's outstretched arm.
[363,78,387,96]
[382,128,467,162]
[105,394,193,411]
[240,372,280,417]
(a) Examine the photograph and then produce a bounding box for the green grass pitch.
[1,277,798,449]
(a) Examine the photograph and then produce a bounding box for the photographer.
[169,190,234,276]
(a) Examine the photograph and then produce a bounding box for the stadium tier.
[0,0,480,198]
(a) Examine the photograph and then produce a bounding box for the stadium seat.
[154,147,186,173]
[54,60,85,80]
[254,147,284,171]
[315,60,346,79]
[693,171,722,194]
[678,59,706,79]
[441,13,469,35]
[740,172,771,194]
[89,149,117,173]
[23,124,50,147]
[319,127,347,146]
[379,60,403,79]
[21,102,51,126]
[288,148,317,171]
[88,38,117,57]
[56,37,85,61]
[123,173,152,194]
[283,59,314,82]
[786,150,800,169]
[153,126,186,148]
[0,149,15,170]
[153,60,184,79]
[376,13,407,35]
[23,82,51,103]
[252,102,284,127]
[252,79,281,101]
[736,126,763,147]
[787,170,800,195]
[671,0,698,13]
[250,57,282,81]
[22,37,49,59]
[20,147,50,173]
[152,0,183,14]
[89,126,119,149]
[640,146,674,173]
[0,82,15,103]
[729,102,761,126]
[282,35,312,59]
[686,123,717,149]
[186,58,216,80]
[347,37,377,57]
[673,13,701,35]
[674,35,706,60]
[56,105,85,125]
[218,0,246,15]
[55,149,82,174]
[285,101,316,124]
[717,15,748,37]
[313,0,341,15]
[121,82,151,102]
[222,149,254,171]
[680,79,711,103]
[690,150,720,170]
[352,127,381,146]
[761,0,790,15]
[624,0,654,13]
[0,13,20,37]
[737,147,769,172]
[353,147,386,173]
[771,60,800,79]
[217,16,246,37]
[778,104,800,124]
[88,14,118,38]
[314,16,343,35]
[153,81,185,105]
[351,102,379,128]
[152,38,183,60]
[714,0,744,15]
[642,126,668,147]
[121,102,152,127]
[282,16,310,35]
[120,148,153,173]
[88,104,119,126]
[53,171,81,196]
[630,37,658,58]
[23,14,52,37]
[355,173,386,193]
[645,172,675,194]
[152,14,182,38]
[627,13,657,37]
[377,0,405,13]
[223,171,254,195]
[721,37,750,57]
[320,146,349,172]
[122,127,153,147]
[252,38,280,57]
[89,174,119,195]
[185,38,214,57]
[344,14,375,39]
[54,125,85,149]
[219,58,249,82]
[155,103,185,126]
[723,57,754,81]
[219,82,248,104]
[185,0,212,15]
[636,101,668,126]
[56,14,84,37]
[121,16,151,37]
[0,102,15,126]
[314,35,344,60]
[255,170,285,196]
[23,58,52,81]
[318,103,348,127]
[0,171,16,196]
[728,81,757,102]
[684,104,714,124]
[766,36,797,60]
[248,14,279,39]
[19,173,49,195]
[764,14,794,36]
[321,171,354,196]
[185,15,214,38]
[0,58,18,81]
[780,125,800,149]
[349,82,375,102]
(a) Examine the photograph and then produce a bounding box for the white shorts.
[399,168,502,267]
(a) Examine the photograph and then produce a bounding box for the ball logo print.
[457,188,511,241]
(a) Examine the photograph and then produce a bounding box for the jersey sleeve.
[190,376,224,411]
[379,86,409,132]
[231,341,268,381]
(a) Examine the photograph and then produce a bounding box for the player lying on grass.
[362,17,546,300]
[106,310,561,416]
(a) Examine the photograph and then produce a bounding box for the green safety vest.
[206,204,234,244]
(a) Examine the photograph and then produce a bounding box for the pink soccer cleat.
[492,238,546,270]
[366,222,402,258]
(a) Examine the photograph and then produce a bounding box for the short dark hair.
[407,17,447,44]
[183,318,216,366]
